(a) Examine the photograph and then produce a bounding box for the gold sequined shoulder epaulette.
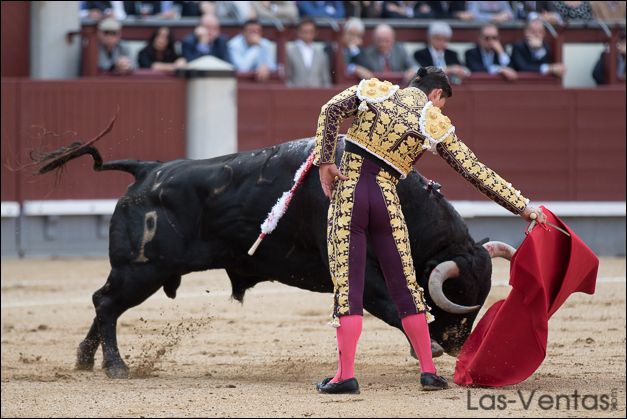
[419,102,456,154]
[356,78,399,111]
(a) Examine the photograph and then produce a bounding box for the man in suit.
[465,23,517,80]
[357,24,416,83]
[414,21,470,83]
[181,14,231,63]
[511,18,565,77]
[286,19,331,87]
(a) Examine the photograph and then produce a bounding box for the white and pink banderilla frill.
[247,151,316,256]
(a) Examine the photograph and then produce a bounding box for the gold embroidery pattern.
[436,133,528,215]
[327,152,364,318]
[375,170,433,320]
[346,86,427,177]
[313,86,360,165]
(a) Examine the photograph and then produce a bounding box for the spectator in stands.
[216,1,256,23]
[592,30,626,84]
[414,21,470,83]
[381,1,467,19]
[138,26,187,71]
[171,1,215,17]
[511,19,566,77]
[297,1,346,19]
[333,17,373,79]
[228,19,276,81]
[509,1,562,25]
[401,1,472,19]
[182,14,231,63]
[465,23,517,80]
[465,1,514,23]
[123,1,180,19]
[97,18,133,74]
[81,1,127,20]
[358,24,416,82]
[552,1,594,22]
[251,1,299,23]
[381,1,422,18]
[591,1,626,22]
[343,1,381,18]
[286,19,331,87]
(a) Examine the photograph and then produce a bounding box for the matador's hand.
[521,205,547,224]
[319,163,348,199]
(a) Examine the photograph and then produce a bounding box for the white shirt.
[429,46,447,69]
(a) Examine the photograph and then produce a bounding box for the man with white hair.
[414,21,470,83]
[358,24,416,82]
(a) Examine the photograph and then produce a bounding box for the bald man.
[182,14,232,63]
[358,24,416,82]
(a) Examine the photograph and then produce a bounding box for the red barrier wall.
[238,84,626,202]
[1,78,186,200]
[1,79,624,202]
[1,1,30,78]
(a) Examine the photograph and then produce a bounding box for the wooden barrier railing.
[72,18,625,85]
[1,79,625,202]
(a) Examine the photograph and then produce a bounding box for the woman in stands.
[138,26,186,71]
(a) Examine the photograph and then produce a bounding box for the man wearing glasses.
[97,18,133,74]
[465,23,517,81]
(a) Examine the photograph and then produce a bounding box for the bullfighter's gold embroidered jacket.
[313,78,529,215]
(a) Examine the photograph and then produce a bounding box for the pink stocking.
[401,313,436,374]
[330,315,363,383]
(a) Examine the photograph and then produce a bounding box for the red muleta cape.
[453,206,599,387]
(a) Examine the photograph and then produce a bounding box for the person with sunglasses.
[97,18,133,74]
[465,23,517,81]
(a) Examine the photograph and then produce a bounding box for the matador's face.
[427,88,447,109]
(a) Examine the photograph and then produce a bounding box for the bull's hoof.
[103,361,129,379]
[75,357,95,371]
[410,340,444,359]
[75,344,96,371]
[431,340,444,358]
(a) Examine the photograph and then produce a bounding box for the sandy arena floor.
[1,257,625,417]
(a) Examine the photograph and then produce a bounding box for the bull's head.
[426,241,515,356]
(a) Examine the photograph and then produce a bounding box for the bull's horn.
[428,261,481,314]
[483,241,516,260]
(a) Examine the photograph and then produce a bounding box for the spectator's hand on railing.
[114,57,134,74]
[447,65,471,80]
[256,64,271,82]
[354,65,374,80]
[499,67,518,81]
[548,63,566,77]
[174,58,187,70]
[455,11,475,21]
[492,11,513,24]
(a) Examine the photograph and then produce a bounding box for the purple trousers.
[327,151,432,326]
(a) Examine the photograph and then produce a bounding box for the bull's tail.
[32,113,157,179]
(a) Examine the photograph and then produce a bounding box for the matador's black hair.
[409,66,453,98]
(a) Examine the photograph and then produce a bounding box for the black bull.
[37,135,497,379]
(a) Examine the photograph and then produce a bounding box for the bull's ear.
[476,237,490,246]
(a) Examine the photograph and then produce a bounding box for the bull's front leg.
[75,317,101,370]
[362,261,443,358]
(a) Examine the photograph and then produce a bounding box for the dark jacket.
[464,45,511,73]
[413,47,461,68]
[181,33,231,63]
[510,40,553,72]
[137,45,180,69]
